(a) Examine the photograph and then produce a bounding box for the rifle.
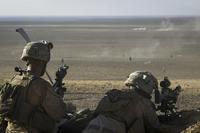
[52,59,69,98]
[14,67,27,75]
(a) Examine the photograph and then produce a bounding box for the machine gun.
[52,59,69,98]
[157,85,182,119]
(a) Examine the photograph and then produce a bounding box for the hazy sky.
[0,0,199,16]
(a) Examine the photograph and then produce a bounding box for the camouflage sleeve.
[41,84,66,121]
[143,100,178,133]
[143,100,161,130]
[29,79,66,122]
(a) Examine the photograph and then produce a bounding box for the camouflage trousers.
[82,115,125,133]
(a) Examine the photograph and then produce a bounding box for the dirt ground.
[0,17,200,132]
[1,60,200,132]
[63,79,200,110]
[63,80,200,133]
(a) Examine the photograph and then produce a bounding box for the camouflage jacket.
[94,89,177,133]
[0,74,66,133]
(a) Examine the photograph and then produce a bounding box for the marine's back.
[1,73,66,133]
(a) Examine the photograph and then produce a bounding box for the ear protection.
[40,40,54,50]
[47,42,53,49]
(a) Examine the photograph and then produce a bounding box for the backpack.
[95,89,132,113]
[0,75,35,126]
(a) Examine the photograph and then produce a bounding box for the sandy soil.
[0,17,200,132]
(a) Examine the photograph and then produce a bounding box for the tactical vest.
[0,74,55,132]
[0,75,33,123]
[95,89,132,113]
[95,89,136,133]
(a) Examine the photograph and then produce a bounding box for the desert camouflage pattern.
[4,74,66,133]
[83,89,177,133]
[21,41,53,62]
[82,114,125,133]
[124,71,158,95]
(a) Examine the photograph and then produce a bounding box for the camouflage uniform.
[83,71,176,133]
[0,41,66,133]
[5,74,66,133]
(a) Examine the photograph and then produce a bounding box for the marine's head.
[160,76,171,88]
[125,71,158,95]
[21,40,53,76]
[21,40,53,62]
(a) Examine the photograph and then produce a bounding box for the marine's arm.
[42,85,66,121]
[143,100,179,133]
[28,79,66,122]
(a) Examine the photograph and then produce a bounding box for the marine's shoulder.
[27,76,53,97]
[30,77,52,88]
[115,89,142,101]
[9,74,30,86]
[11,74,51,86]
[98,89,136,105]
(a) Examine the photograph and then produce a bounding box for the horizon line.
[0,15,200,18]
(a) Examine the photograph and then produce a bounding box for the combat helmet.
[125,71,158,95]
[21,40,53,62]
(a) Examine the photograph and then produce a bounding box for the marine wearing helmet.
[124,71,158,95]
[83,71,179,133]
[21,41,53,62]
[0,41,66,133]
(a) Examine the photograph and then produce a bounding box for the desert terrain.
[0,16,200,132]
[0,17,200,109]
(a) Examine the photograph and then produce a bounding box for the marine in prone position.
[83,71,179,133]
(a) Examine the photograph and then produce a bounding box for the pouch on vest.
[95,89,131,113]
[0,75,56,132]
[0,75,33,125]
[0,76,35,125]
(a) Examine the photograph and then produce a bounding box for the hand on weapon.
[53,60,69,98]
